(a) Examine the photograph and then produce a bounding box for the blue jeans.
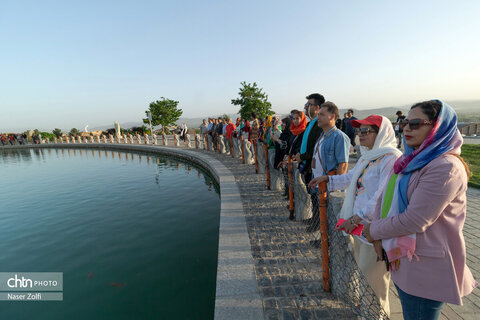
[395,284,444,320]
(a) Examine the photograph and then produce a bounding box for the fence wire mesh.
[234,138,390,319]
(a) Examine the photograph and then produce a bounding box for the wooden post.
[254,141,259,174]
[264,144,270,190]
[194,132,198,148]
[173,132,177,146]
[318,170,336,292]
[240,135,245,164]
[467,125,471,136]
[318,180,330,291]
[288,155,294,220]
[185,133,188,148]
[475,123,479,135]
[162,134,166,146]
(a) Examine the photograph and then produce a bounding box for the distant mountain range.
[89,100,479,130]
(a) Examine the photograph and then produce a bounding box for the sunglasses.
[354,128,376,136]
[399,118,433,130]
[304,102,318,108]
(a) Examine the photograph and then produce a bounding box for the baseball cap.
[351,115,383,128]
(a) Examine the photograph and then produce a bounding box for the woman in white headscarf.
[309,115,402,316]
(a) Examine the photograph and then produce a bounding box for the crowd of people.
[199,94,477,320]
[0,133,29,146]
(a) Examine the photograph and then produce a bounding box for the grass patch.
[462,144,480,188]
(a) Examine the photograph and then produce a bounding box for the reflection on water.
[0,148,219,194]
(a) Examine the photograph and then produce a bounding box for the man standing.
[210,118,218,150]
[250,112,260,143]
[216,117,224,137]
[344,109,357,148]
[394,110,406,148]
[293,93,324,229]
[206,118,213,134]
[200,119,208,136]
[225,118,236,152]
[294,93,325,185]
[306,102,350,232]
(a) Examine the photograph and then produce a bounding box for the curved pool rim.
[1,144,263,320]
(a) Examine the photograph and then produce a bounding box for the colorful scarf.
[339,116,402,222]
[300,116,318,163]
[382,100,462,270]
[265,116,272,128]
[290,112,307,136]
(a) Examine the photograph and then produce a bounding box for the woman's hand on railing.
[308,176,328,189]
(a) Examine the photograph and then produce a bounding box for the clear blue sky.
[1,0,479,132]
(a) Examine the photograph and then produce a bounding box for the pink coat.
[370,154,477,305]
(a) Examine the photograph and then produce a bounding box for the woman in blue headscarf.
[363,100,477,320]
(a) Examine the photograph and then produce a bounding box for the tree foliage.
[231,82,274,120]
[52,128,62,138]
[69,128,80,136]
[143,98,183,133]
[130,125,149,135]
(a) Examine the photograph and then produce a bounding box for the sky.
[1,0,479,132]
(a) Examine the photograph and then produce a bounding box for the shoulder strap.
[381,174,398,219]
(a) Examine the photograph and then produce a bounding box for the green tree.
[143,98,183,134]
[52,128,62,138]
[69,128,80,136]
[130,125,149,135]
[231,81,274,120]
[105,128,116,135]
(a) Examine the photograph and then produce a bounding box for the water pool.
[0,148,220,319]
